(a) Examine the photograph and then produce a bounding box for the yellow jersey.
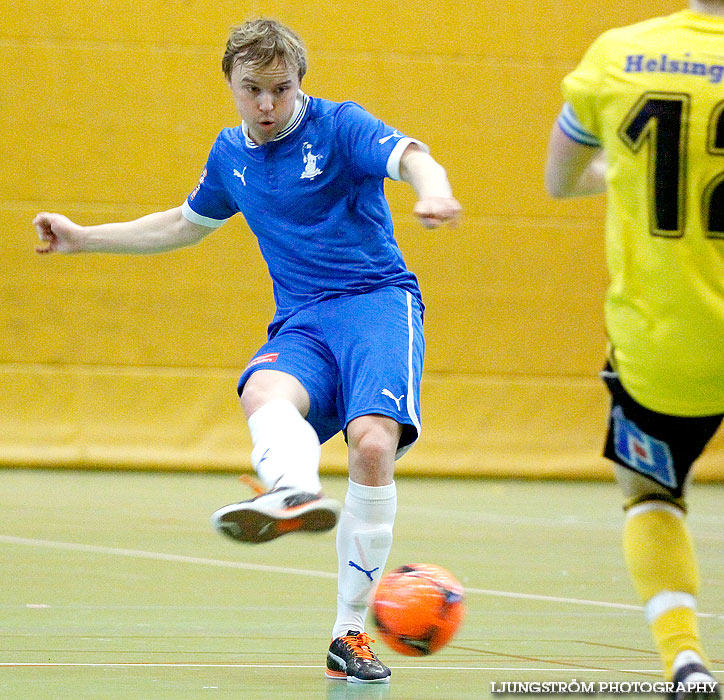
[561,10,724,416]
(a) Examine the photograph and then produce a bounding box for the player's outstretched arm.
[544,122,606,198]
[33,206,213,255]
[399,144,462,229]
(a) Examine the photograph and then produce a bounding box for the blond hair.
[222,19,307,81]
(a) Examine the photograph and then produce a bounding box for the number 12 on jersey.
[618,92,724,239]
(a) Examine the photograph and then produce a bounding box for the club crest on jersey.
[300,142,323,180]
[611,407,676,488]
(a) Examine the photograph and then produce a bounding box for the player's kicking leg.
[211,369,341,544]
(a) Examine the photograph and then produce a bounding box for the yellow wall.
[4,0,722,479]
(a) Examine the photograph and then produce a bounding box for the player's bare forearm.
[545,123,607,198]
[399,145,462,228]
[33,206,212,255]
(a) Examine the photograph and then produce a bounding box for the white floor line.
[0,534,336,580]
[1,534,722,620]
[463,585,644,612]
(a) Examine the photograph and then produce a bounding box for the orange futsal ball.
[371,563,465,656]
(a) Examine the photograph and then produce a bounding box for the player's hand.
[413,197,462,229]
[33,212,85,254]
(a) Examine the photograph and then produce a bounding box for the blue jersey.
[182,93,425,336]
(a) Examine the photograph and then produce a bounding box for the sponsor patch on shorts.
[611,406,677,488]
[246,352,279,369]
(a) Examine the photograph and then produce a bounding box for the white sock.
[332,479,397,639]
[247,399,321,493]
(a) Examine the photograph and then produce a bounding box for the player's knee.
[616,466,687,514]
[351,430,392,465]
[348,416,400,473]
[613,464,683,501]
[239,370,310,418]
[239,380,265,417]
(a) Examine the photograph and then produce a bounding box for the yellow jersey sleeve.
[561,35,608,141]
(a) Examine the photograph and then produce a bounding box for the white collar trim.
[242,91,309,148]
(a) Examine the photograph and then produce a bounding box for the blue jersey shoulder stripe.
[557,102,601,147]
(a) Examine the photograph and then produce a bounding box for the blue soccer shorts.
[601,364,723,497]
[238,286,425,458]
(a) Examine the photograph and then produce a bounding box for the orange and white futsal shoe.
[211,477,340,544]
[325,631,391,684]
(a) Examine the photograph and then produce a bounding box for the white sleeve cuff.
[181,200,229,229]
[386,137,430,181]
